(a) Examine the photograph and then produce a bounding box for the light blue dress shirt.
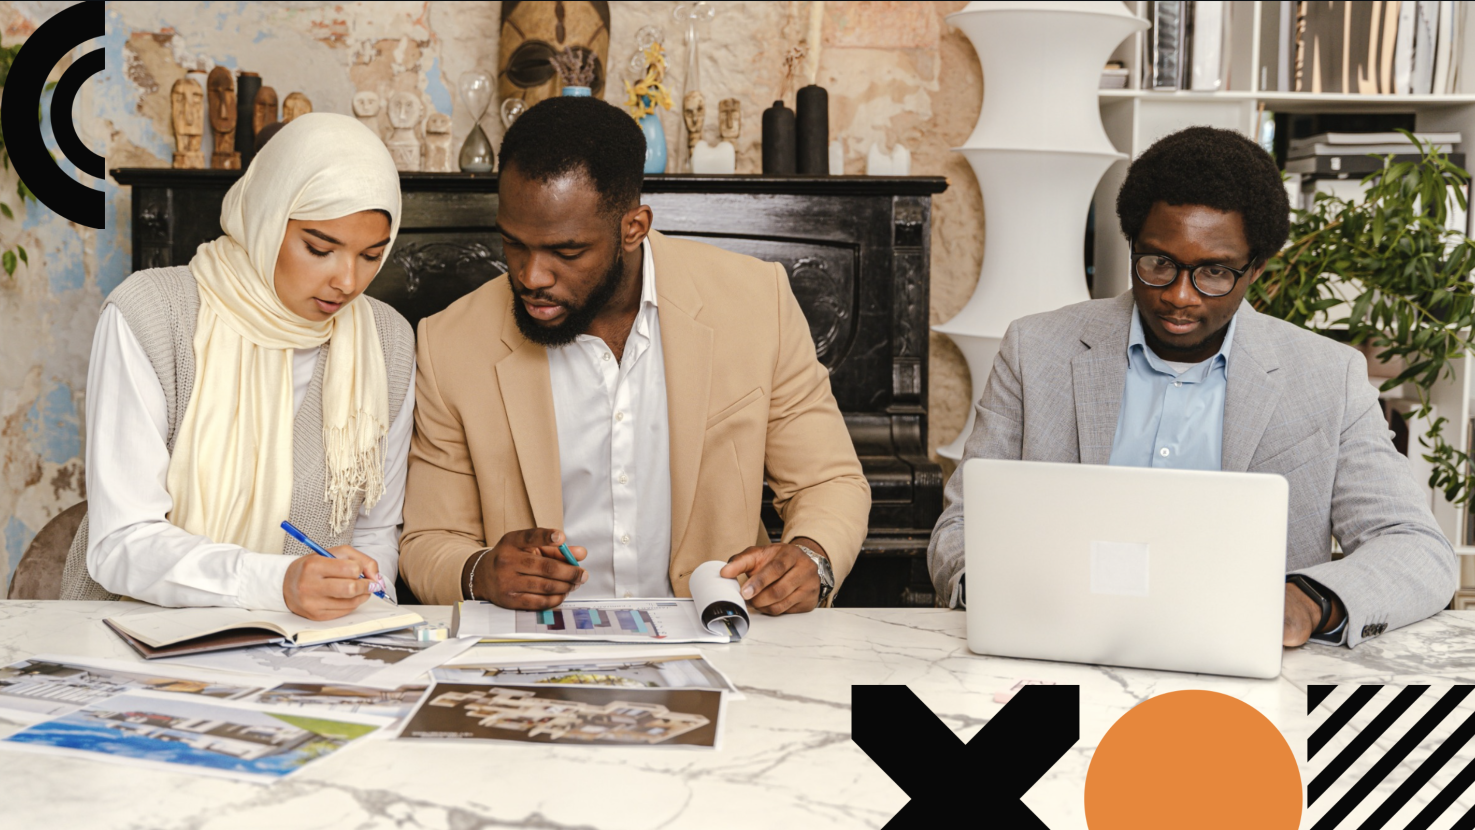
[1108,308,1237,471]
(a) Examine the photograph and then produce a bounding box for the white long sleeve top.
[83,304,415,611]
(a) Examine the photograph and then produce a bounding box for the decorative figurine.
[253,85,279,137]
[281,92,312,123]
[206,66,239,170]
[498,1,610,112]
[693,96,738,174]
[352,90,382,138]
[424,112,456,172]
[170,77,205,169]
[682,90,705,164]
[385,91,424,172]
[718,98,740,142]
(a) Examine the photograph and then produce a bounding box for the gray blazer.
[928,293,1458,647]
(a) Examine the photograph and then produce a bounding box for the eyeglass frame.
[1128,242,1256,299]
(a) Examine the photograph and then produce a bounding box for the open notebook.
[103,598,424,659]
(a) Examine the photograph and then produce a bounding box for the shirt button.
[602,352,611,361]
[615,411,625,422]
[1159,447,1170,457]
[621,534,631,545]
[1173,381,1183,387]
[618,473,629,485]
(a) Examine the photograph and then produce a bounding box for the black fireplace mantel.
[112,169,949,607]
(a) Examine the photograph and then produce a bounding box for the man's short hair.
[1116,126,1290,262]
[497,96,645,215]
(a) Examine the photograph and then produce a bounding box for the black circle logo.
[1,2,104,229]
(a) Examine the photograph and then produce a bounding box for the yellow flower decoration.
[626,42,674,119]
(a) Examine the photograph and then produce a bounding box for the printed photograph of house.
[400,683,722,747]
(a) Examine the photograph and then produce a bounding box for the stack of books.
[1145,1,1233,91]
[1259,1,1468,95]
[1285,131,1463,176]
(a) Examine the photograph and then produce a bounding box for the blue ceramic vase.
[639,109,667,174]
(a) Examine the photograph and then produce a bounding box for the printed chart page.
[454,599,733,644]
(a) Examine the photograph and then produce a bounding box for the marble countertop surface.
[0,601,1471,829]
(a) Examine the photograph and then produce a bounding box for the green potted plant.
[1250,135,1475,505]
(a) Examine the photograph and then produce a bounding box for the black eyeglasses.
[1130,246,1254,298]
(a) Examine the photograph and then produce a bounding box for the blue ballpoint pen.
[280,520,392,603]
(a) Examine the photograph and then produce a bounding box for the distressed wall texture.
[0,1,985,586]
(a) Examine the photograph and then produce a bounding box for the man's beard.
[511,247,625,347]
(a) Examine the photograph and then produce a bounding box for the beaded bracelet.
[467,549,491,600]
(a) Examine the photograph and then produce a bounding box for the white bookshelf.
[1090,2,1475,597]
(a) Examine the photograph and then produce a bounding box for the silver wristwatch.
[795,544,835,607]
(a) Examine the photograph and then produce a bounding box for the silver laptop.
[964,459,1288,679]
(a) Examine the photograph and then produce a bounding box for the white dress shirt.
[84,304,415,611]
[549,237,673,599]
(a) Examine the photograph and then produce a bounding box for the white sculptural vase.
[933,1,1146,460]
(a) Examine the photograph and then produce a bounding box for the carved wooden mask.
[207,67,236,143]
[254,86,279,136]
[498,1,610,108]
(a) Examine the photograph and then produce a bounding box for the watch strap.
[1288,574,1331,634]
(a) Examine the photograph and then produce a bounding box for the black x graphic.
[852,684,1080,829]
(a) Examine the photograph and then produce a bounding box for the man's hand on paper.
[468,528,588,610]
[720,538,825,615]
[283,545,380,621]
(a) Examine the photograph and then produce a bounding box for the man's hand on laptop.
[464,528,588,610]
[1283,581,1345,647]
[721,537,826,615]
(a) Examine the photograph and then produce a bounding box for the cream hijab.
[167,112,402,555]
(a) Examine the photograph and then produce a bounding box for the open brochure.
[433,648,740,695]
[0,689,391,782]
[452,561,750,644]
[104,598,424,658]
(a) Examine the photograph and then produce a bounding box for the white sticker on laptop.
[1090,541,1150,597]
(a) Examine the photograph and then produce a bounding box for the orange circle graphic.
[1085,690,1301,829]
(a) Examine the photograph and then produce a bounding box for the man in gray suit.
[929,126,1457,648]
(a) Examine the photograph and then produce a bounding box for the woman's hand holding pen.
[283,545,382,620]
[464,528,588,610]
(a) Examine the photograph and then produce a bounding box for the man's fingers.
[508,576,581,596]
[742,550,796,600]
[749,560,810,611]
[515,550,585,584]
[511,527,564,550]
[535,545,588,564]
[721,547,766,580]
[763,582,818,616]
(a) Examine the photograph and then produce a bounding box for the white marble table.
[0,601,1471,829]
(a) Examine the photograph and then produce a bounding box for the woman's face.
[273,210,392,321]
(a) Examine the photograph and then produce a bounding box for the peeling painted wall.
[0,1,987,588]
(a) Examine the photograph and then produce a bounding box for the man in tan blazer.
[400,97,870,612]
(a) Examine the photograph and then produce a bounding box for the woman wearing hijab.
[60,113,415,621]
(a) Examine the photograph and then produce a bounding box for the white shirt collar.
[639,236,658,310]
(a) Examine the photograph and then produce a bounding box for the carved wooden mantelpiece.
[111,169,949,606]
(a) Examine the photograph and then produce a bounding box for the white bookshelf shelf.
[1100,89,1475,112]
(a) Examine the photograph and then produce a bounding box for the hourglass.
[457,69,495,173]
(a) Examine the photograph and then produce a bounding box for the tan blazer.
[400,230,871,605]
